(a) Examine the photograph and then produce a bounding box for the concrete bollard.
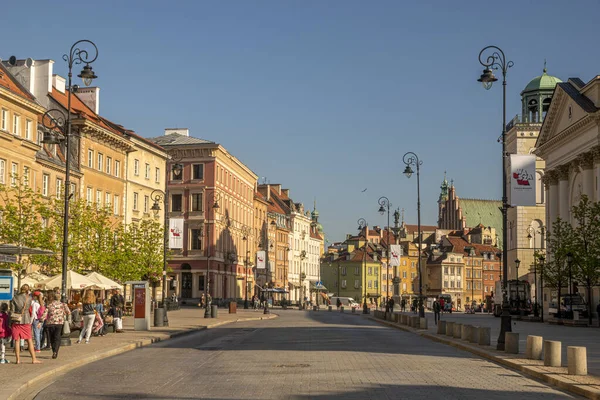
[402,314,408,325]
[328,305,332,312]
[313,305,318,311]
[394,314,400,323]
[505,332,519,354]
[340,306,344,313]
[445,321,455,336]
[461,324,470,341]
[526,336,543,360]
[419,317,427,329]
[544,340,561,367]
[469,326,480,343]
[567,346,587,375]
[437,320,446,334]
[478,327,491,346]
[453,323,462,338]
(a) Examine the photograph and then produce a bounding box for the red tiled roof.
[445,236,500,256]
[404,224,438,233]
[0,63,35,101]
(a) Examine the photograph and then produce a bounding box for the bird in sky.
[361,188,367,192]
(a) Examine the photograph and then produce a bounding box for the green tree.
[0,174,51,288]
[570,195,600,324]
[544,217,574,318]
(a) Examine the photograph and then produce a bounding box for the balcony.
[505,114,543,131]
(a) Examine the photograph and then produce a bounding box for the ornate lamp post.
[357,218,369,314]
[241,225,251,309]
[203,192,220,318]
[477,45,514,350]
[515,258,521,313]
[403,152,424,318]
[526,225,544,317]
[41,40,98,305]
[378,196,392,313]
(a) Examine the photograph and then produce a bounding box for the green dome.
[522,68,562,94]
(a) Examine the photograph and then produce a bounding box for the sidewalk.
[370,311,600,400]
[0,307,277,400]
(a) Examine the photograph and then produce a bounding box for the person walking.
[388,297,395,313]
[31,291,46,353]
[0,302,11,363]
[77,290,96,344]
[433,300,441,325]
[110,289,125,333]
[401,299,406,312]
[45,291,71,359]
[10,284,41,364]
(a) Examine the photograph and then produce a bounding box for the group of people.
[0,284,126,364]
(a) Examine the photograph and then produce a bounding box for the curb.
[10,313,278,400]
[369,317,600,400]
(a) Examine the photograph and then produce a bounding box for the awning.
[0,244,54,256]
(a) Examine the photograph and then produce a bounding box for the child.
[0,303,11,363]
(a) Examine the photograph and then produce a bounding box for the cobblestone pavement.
[35,309,579,400]
[402,310,600,376]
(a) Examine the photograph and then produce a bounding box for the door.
[182,272,192,298]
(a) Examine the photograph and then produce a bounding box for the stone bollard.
[352,307,356,313]
[446,321,455,336]
[567,346,587,375]
[419,317,427,329]
[469,326,480,343]
[328,305,332,312]
[453,323,462,338]
[437,320,446,334]
[394,314,400,323]
[505,332,519,354]
[401,314,408,325]
[526,336,543,360]
[478,327,491,346]
[544,340,561,367]
[313,305,318,312]
[461,324,470,341]
[340,306,344,313]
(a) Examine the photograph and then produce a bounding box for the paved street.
[36,310,577,400]
[404,310,600,376]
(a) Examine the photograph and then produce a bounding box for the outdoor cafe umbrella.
[40,270,102,290]
[86,271,123,291]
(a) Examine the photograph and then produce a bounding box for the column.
[557,165,570,221]
[545,171,559,227]
[579,152,595,201]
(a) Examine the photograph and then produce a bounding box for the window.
[25,119,32,140]
[354,280,359,289]
[444,281,449,288]
[144,195,149,213]
[56,178,63,199]
[374,267,378,276]
[105,192,111,207]
[457,267,461,276]
[0,159,5,184]
[444,267,449,274]
[411,272,416,279]
[88,149,93,168]
[106,157,112,174]
[134,159,140,176]
[133,192,139,210]
[354,267,359,275]
[13,114,20,136]
[42,174,49,196]
[451,280,455,288]
[402,271,407,278]
[374,280,378,289]
[368,267,372,275]
[191,229,202,250]
[191,193,203,212]
[145,163,150,180]
[192,164,204,180]
[1,109,7,130]
[341,267,347,276]
[11,163,18,186]
[155,167,160,183]
[113,195,120,215]
[171,165,182,181]
[467,270,471,278]
[171,194,182,212]
[97,153,103,172]
[23,166,30,186]
[341,280,347,289]
[96,190,102,206]
[86,187,93,204]
[450,267,455,274]
[115,160,121,178]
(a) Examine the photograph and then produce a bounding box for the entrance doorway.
[182,272,192,298]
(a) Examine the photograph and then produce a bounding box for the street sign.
[0,254,17,263]
[0,276,14,301]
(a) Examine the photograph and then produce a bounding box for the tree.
[0,175,51,288]
[569,195,600,325]
[543,217,573,318]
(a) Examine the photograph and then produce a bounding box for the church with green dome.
[520,65,562,123]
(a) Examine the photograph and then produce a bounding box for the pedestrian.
[10,284,41,364]
[401,299,406,312]
[45,291,71,359]
[412,299,418,314]
[95,298,106,336]
[0,302,11,363]
[77,290,96,344]
[110,289,125,333]
[388,297,395,312]
[433,300,441,325]
[32,292,46,353]
[336,298,342,309]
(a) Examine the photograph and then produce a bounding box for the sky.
[3,0,599,243]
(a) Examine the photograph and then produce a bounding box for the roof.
[443,237,500,257]
[0,63,36,101]
[404,224,437,233]
[459,198,502,244]
[148,133,214,146]
[522,69,562,94]
[558,81,599,113]
[99,117,166,153]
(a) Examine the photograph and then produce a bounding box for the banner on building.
[256,251,266,269]
[168,218,184,249]
[510,154,536,206]
[389,245,402,267]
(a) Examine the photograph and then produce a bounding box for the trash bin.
[154,307,165,327]
[229,301,237,314]
[211,304,218,318]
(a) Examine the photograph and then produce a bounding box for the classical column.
[557,164,570,221]
[543,172,557,227]
[578,152,595,201]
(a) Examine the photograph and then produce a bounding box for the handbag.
[10,312,22,324]
[62,319,70,336]
[104,315,114,324]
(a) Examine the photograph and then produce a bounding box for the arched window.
[528,98,539,122]
[542,98,552,120]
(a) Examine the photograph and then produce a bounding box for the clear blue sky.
[4,1,599,243]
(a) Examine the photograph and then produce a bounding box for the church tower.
[437,172,449,227]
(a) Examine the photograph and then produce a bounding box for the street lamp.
[477,45,514,351]
[515,258,521,313]
[357,218,369,314]
[40,40,98,306]
[566,252,574,319]
[403,152,424,318]
[241,225,251,309]
[203,192,220,318]
[378,196,392,314]
[526,225,544,317]
[538,255,545,322]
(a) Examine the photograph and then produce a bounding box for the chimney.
[271,184,281,194]
[76,86,100,114]
[281,189,289,197]
[52,75,66,94]
[165,128,189,137]
[3,58,54,109]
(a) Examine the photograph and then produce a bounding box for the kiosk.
[126,281,151,331]
[0,269,14,301]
